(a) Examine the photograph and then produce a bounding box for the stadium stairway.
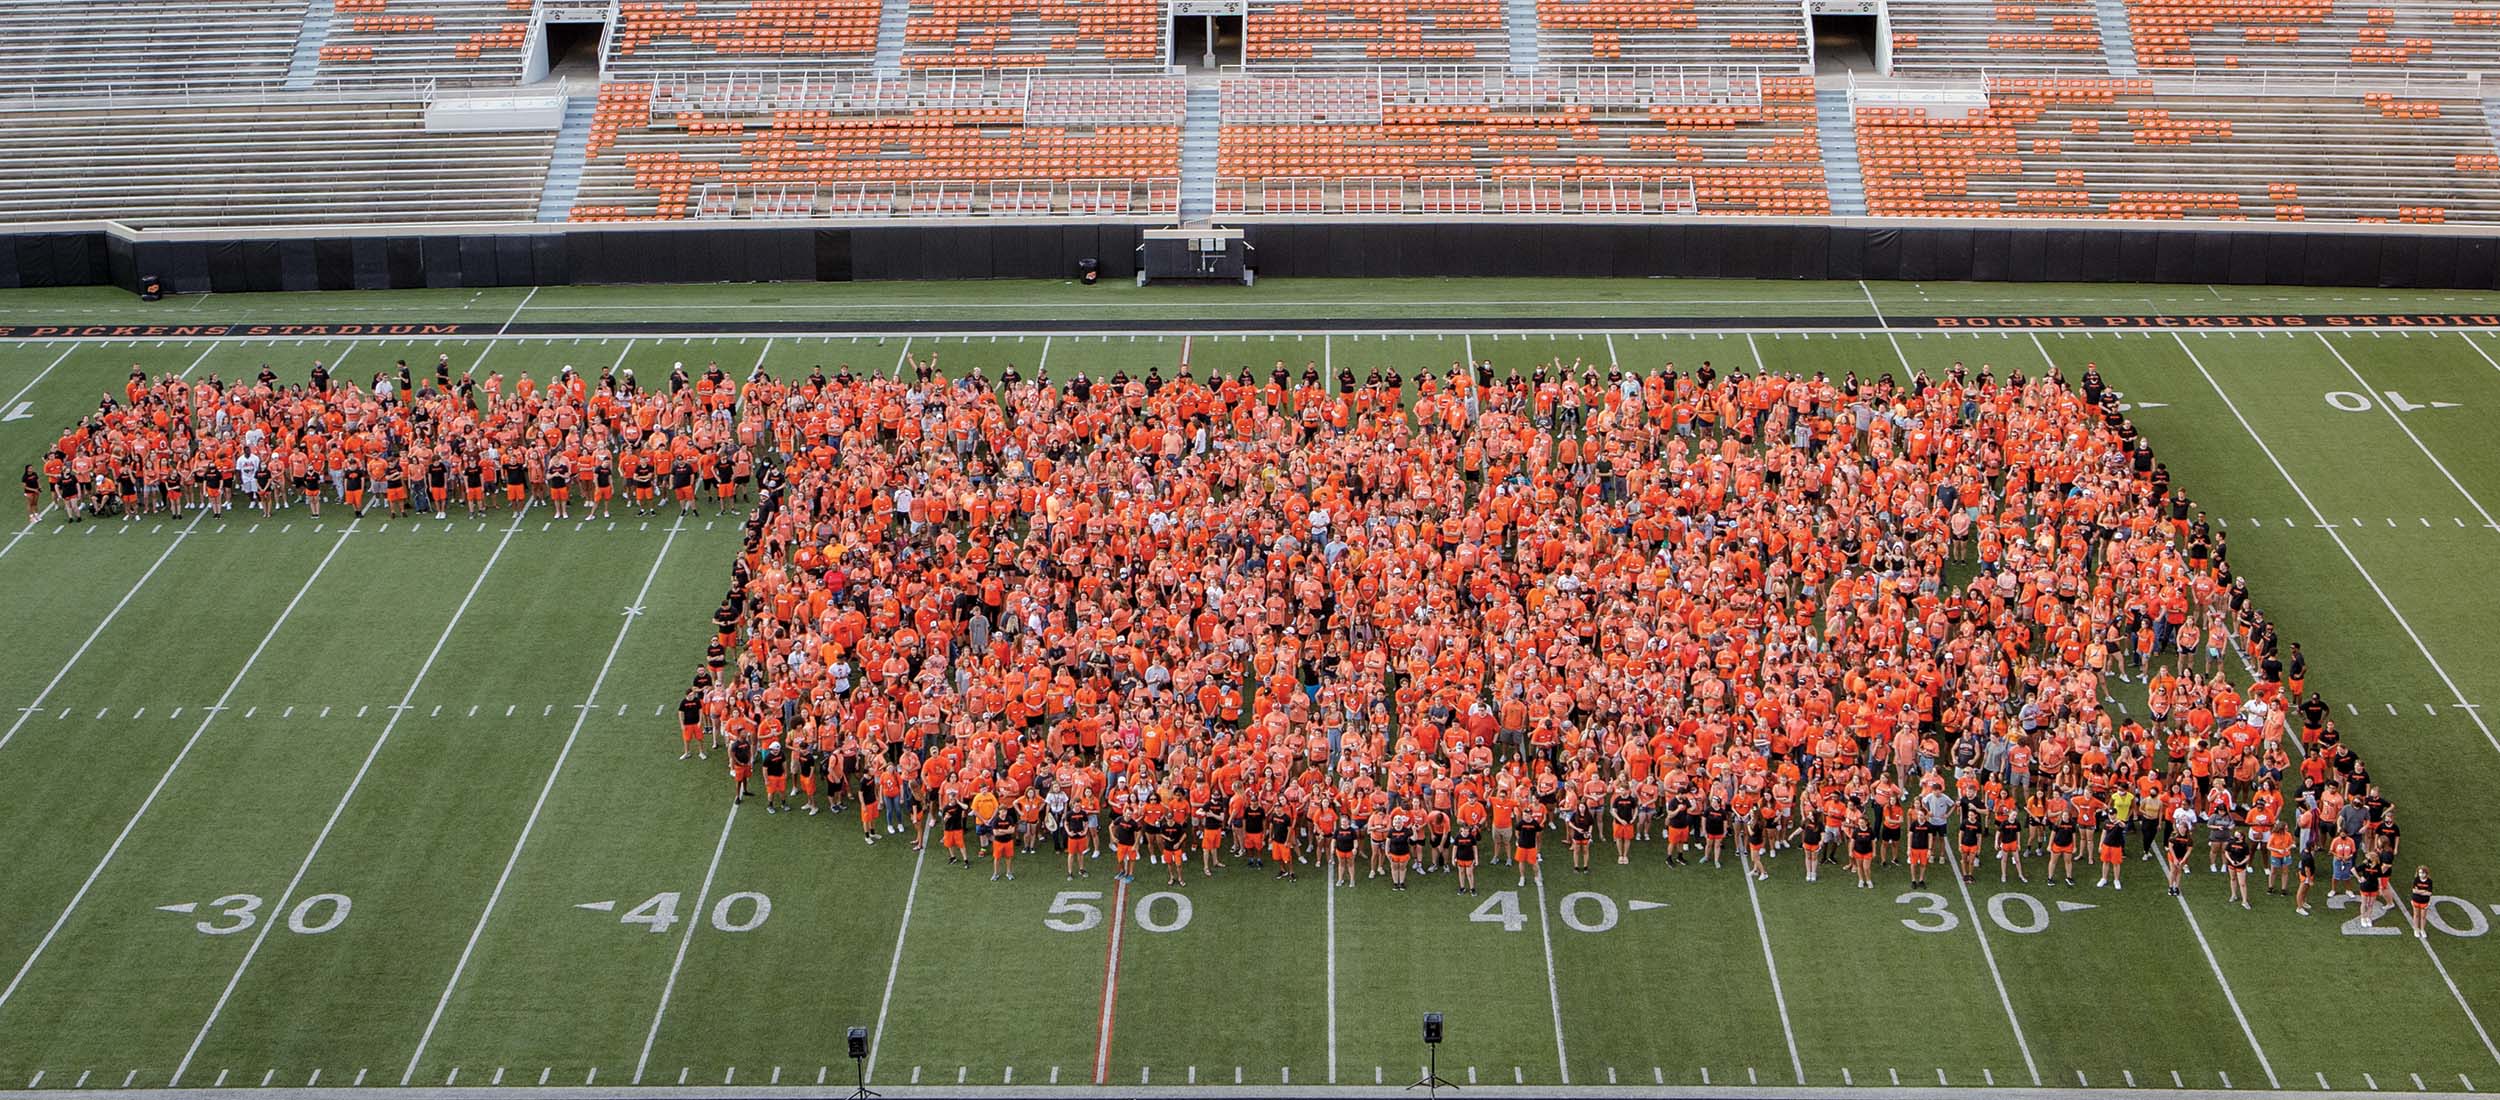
[2485,97,2500,157]
[2093,0,2138,76]
[284,0,336,89]
[536,95,596,221]
[1181,83,1219,223]
[873,0,908,74]
[1815,88,1865,217]
[1506,0,1537,71]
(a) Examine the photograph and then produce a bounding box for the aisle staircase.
[284,0,335,87]
[535,95,596,221]
[1180,83,1220,223]
[1815,88,1866,216]
[2094,0,2139,75]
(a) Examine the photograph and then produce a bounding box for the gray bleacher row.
[0,95,551,226]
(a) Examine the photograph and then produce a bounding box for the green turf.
[0,281,2496,1096]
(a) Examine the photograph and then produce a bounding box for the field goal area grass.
[1,278,2499,1096]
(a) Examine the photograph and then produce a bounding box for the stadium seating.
[1243,0,1508,64]
[1534,0,1806,68]
[0,92,554,226]
[1854,77,2500,223]
[0,0,308,95]
[900,0,1163,69]
[567,76,1182,218]
[1887,0,2106,73]
[2123,0,2500,73]
[603,0,882,76]
[316,0,533,84]
[1213,72,1827,215]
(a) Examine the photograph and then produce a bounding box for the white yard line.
[1948,874,2040,1085]
[2178,333,2500,760]
[1741,868,1805,1084]
[2459,331,2500,378]
[2171,892,2278,1088]
[1325,871,1337,1085]
[1322,334,1332,392]
[1091,877,1130,1085]
[1036,335,1052,376]
[498,288,538,336]
[631,801,739,1084]
[0,346,75,420]
[0,511,204,750]
[171,509,531,1087]
[863,838,931,1085]
[609,339,636,374]
[2418,938,2500,1069]
[2315,333,2500,532]
[0,507,54,561]
[401,520,684,1083]
[890,337,913,380]
[750,338,774,375]
[177,342,221,379]
[0,519,361,1021]
[1603,332,1618,368]
[1530,876,1569,1084]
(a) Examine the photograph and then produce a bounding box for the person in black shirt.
[2223,829,2253,909]
[1452,822,1480,896]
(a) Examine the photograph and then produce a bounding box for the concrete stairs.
[1815,88,1866,217]
[535,95,596,222]
[874,0,910,74]
[1505,0,1537,70]
[2094,0,2140,76]
[1180,84,1220,223]
[283,0,336,88]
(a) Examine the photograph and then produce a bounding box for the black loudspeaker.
[138,274,163,301]
[847,1026,869,1059]
[1422,1012,1443,1045]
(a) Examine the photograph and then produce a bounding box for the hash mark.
[354,1069,366,1086]
[213,1070,227,1087]
[2125,1070,2135,1087]
[724,1067,733,1085]
[539,1068,549,1086]
[261,1069,274,1087]
[2417,1074,2429,1090]
[123,1072,137,1088]
[676,1067,687,1085]
[585,1069,595,1085]
[2367,1073,2380,1090]
[25,1072,39,1088]
[491,1068,503,1086]
[2078,1071,2088,1087]
[307,1071,318,1087]
[2220,1070,2233,1088]
[446,1068,458,1085]
[1844,1068,1853,1085]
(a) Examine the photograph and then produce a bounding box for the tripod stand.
[846,1052,879,1100]
[1408,1040,1457,1098]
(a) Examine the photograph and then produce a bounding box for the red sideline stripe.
[1092,877,1129,1084]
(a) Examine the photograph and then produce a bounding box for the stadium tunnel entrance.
[1170,1,1244,70]
[537,20,609,84]
[1808,0,1887,75]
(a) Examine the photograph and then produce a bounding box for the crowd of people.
[26,355,755,524]
[675,349,2432,933]
[22,343,2435,935]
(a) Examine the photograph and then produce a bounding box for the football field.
[4,276,2500,1097]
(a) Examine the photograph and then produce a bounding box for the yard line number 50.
[1043,890,1193,933]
